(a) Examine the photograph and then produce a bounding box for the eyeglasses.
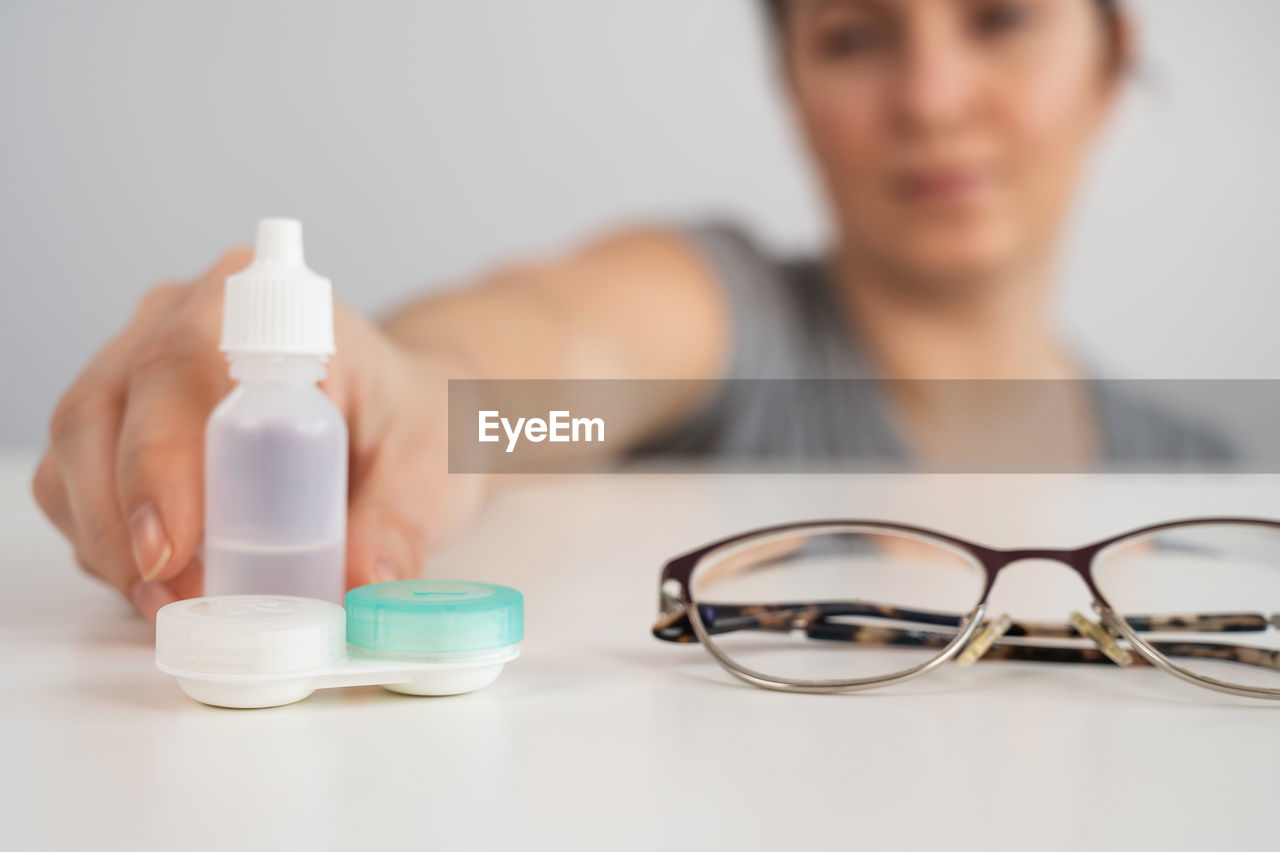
[652,518,1280,699]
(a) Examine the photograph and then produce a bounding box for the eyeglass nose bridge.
[977,546,1105,595]
[968,546,1135,665]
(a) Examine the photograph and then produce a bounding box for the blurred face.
[780,0,1121,296]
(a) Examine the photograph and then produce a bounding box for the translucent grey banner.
[447,379,1280,474]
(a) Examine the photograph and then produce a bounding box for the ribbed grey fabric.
[636,222,1233,467]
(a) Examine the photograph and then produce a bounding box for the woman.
[35,0,1163,618]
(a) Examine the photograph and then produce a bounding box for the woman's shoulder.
[570,218,813,304]
[672,219,808,289]
[559,219,838,383]
[671,219,847,379]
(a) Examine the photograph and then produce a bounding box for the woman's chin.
[879,226,1024,293]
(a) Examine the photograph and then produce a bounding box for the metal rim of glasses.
[677,519,1280,699]
[1094,600,1280,700]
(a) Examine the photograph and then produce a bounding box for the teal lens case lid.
[345,580,524,654]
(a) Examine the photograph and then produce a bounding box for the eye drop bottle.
[204,219,347,603]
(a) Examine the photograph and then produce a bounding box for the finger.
[131,555,205,623]
[39,250,248,603]
[131,581,179,623]
[119,244,249,364]
[127,283,189,345]
[40,283,189,588]
[343,343,489,588]
[131,553,206,624]
[31,451,75,541]
[346,441,488,589]
[165,555,204,601]
[116,327,227,584]
[38,441,123,586]
[346,482,429,587]
[191,247,253,298]
[345,428,443,587]
[114,250,246,584]
[50,388,137,597]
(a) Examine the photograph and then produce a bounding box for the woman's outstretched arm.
[31,226,728,618]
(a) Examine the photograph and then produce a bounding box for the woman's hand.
[31,249,484,620]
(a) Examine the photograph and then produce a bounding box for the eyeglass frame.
[652,517,1280,700]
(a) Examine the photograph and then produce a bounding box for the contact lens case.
[155,580,523,709]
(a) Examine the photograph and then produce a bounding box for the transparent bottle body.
[204,355,347,603]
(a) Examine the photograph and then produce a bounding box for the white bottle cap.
[219,218,336,356]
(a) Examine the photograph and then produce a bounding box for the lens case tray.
[155,580,524,709]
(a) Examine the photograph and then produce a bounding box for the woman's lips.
[894,166,988,205]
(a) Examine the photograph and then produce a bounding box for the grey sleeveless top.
[635,222,1233,467]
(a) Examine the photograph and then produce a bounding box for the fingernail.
[373,557,399,584]
[132,581,177,622]
[130,503,172,581]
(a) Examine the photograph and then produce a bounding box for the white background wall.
[2,0,1277,447]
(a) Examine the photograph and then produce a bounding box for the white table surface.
[2,452,1279,851]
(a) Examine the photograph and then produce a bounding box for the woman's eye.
[815,22,888,58]
[971,1,1035,38]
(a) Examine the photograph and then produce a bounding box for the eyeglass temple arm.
[651,600,1280,672]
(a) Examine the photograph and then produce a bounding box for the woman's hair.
[760,0,1126,74]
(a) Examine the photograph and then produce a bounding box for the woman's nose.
[892,21,979,137]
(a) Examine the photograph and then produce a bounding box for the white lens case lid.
[156,595,346,676]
